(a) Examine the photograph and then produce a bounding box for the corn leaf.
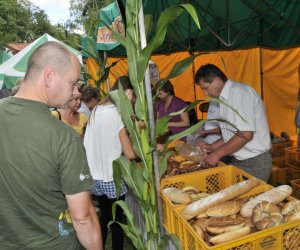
[165,53,205,80]
[112,160,123,198]
[138,4,200,83]
[110,200,144,250]
[158,151,174,178]
[113,156,143,199]
[168,120,206,142]
[160,234,183,250]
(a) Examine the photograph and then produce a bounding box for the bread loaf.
[162,187,192,204]
[206,201,241,217]
[240,185,292,217]
[206,222,245,235]
[180,178,259,220]
[252,202,283,230]
[209,226,251,245]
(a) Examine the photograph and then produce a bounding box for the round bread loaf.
[252,201,283,230]
[206,201,241,217]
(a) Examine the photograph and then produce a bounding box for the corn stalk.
[109,1,202,249]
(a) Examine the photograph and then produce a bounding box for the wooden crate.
[285,147,300,168]
[272,140,293,157]
[268,165,280,186]
[272,155,285,167]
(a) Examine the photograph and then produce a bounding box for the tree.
[0,0,81,49]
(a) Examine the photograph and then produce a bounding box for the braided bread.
[252,201,283,230]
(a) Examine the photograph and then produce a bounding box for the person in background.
[52,86,88,138]
[0,41,102,249]
[84,75,136,250]
[156,79,190,141]
[195,64,272,182]
[187,101,221,146]
[78,84,100,117]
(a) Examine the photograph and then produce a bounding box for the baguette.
[209,226,251,245]
[180,178,259,220]
[240,185,292,217]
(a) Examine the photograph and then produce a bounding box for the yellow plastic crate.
[172,185,300,250]
[285,147,300,167]
[160,165,266,233]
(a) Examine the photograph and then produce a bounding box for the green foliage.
[109,1,201,249]
[0,0,80,49]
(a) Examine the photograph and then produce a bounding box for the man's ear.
[44,68,55,88]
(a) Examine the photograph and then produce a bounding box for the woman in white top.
[84,76,136,250]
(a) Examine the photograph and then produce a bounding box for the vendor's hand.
[197,142,213,153]
[202,153,219,168]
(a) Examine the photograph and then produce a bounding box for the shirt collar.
[219,79,233,101]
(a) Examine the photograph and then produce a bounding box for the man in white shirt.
[195,64,272,182]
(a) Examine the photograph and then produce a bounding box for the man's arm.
[203,131,253,166]
[66,191,102,250]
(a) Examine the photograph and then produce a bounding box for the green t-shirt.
[0,97,93,250]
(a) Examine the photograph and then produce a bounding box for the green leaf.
[180,3,200,29]
[144,14,153,40]
[113,156,143,199]
[112,161,123,198]
[165,53,206,80]
[158,151,174,179]
[162,234,183,250]
[110,200,144,250]
[138,4,200,83]
[155,116,170,138]
[168,120,206,142]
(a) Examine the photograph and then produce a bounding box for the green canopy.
[105,0,300,56]
[0,33,83,89]
[0,49,12,64]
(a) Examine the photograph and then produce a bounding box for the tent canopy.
[108,0,300,56]
[0,33,83,89]
[0,49,12,65]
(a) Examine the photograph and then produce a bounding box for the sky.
[30,0,71,25]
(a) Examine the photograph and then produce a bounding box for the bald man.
[0,42,102,250]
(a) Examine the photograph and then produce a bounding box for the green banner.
[97,1,124,51]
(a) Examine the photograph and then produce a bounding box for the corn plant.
[109,1,204,249]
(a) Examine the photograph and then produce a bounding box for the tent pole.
[138,6,165,236]
[259,18,264,100]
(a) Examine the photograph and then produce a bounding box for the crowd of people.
[0,41,273,249]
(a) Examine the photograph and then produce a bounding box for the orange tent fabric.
[86,47,300,141]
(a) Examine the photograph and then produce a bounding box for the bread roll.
[162,187,192,204]
[209,226,251,245]
[206,201,241,217]
[284,211,300,223]
[206,222,245,235]
[192,223,205,239]
[252,202,283,230]
[181,178,260,220]
[240,185,292,217]
[282,200,300,215]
